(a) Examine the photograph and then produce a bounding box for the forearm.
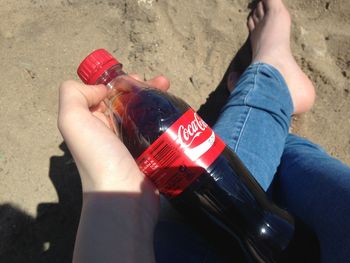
[73,192,157,263]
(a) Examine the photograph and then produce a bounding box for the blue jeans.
[154,63,350,263]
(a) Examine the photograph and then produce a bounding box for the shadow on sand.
[0,143,81,263]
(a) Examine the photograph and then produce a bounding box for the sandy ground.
[0,0,349,262]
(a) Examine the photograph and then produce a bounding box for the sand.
[0,0,349,261]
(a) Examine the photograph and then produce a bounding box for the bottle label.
[136,109,225,197]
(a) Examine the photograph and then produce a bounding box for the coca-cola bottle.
[77,49,294,262]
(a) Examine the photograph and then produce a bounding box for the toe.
[256,1,265,19]
[227,71,240,93]
[261,0,277,11]
[247,16,255,31]
[252,10,260,24]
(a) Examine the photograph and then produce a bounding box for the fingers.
[147,76,170,91]
[58,80,110,134]
[90,101,108,113]
[128,74,143,81]
[129,74,170,91]
[59,74,169,117]
[92,111,112,127]
[59,80,109,111]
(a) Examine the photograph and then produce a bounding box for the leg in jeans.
[214,0,315,189]
[213,62,293,190]
[155,0,317,261]
[272,134,350,263]
[155,62,294,262]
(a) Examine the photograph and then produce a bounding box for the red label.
[136,109,225,197]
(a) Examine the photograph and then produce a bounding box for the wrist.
[78,153,152,193]
[74,191,159,263]
[82,176,160,225]
[82,190,159,226]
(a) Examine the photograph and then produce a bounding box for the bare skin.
[248,0,315,114]
[227,71,240,93]
[58,76,169,263]
[61,2,316,262]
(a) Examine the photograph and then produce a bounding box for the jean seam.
[234,63,260,152]
[262,64,294,113]
[262,64,283,87]
[234,107,252,152]
[252,63,289,97]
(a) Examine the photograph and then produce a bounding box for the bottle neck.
[95,64,126,86]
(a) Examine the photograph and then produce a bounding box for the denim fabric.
[273,134,350,263]
[213,63,293,190]
[154,63,350,263]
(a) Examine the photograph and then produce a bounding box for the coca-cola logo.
[177,112,208,148]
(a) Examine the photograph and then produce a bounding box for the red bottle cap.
[77,49,120,85]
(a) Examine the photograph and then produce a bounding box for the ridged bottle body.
[95,68,294,263]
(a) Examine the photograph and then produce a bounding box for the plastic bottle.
[77,49,294,263]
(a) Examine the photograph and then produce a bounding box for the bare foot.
[248,0,315,114]
[227,71,240,93]
[226,38,253,93]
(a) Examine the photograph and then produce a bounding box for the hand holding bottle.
[58,77,169,193]
[58,76,168,263]
[75,49,295,262]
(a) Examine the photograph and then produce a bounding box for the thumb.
[59,80,109,110]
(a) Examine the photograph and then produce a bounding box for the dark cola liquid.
[109,85,294,263]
